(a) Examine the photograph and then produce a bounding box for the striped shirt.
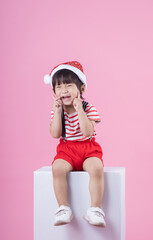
[51,103,101,141]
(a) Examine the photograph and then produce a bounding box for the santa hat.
[44,61,87,88]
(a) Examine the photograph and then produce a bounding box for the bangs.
[53,70,74,86]
[52,69,82,90]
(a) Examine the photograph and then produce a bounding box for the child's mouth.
[61,96,71,101]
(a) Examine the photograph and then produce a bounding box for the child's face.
[54,82,81,106]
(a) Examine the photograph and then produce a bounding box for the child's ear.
[52,88,56,97]
[81,84,86,93]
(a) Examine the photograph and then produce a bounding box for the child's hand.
[52,95,63,113]
[73,91,83,112]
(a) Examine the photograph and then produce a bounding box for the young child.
[44,61,106,227]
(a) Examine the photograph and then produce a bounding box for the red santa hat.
[44,61,87,88]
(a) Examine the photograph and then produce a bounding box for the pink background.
[1,0,153,239]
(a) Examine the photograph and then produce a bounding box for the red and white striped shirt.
[51,103,101,141]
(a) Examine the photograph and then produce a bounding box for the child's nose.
[61,85,68,93]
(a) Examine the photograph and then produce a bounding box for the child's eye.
[67,84,72,87]
[56,85,61,89]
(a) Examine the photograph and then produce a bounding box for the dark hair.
[52,69,84,99]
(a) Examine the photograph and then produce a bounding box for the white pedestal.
[34,167,125,240]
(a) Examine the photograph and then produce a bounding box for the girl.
[44,61,106,227]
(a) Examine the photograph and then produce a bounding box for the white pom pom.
[44,74,51,84]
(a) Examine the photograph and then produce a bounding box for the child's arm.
[73,93,95,137]
[77,109,95,137]
[50,97,62,138]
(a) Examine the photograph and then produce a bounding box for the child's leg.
[83,157,104,208]
[52,159,73,206]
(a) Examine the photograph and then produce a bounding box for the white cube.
[34,167,125,240]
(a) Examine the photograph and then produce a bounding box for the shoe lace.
[56,209,68,217]
[92,210,104,218]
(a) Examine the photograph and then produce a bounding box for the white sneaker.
[54,205,73,226]
[84,207,106,227]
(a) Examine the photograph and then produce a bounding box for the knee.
[89,164,104,178]
[52,161,67,178]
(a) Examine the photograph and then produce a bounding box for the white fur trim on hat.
[51,64,87,87]
[44,64,87,88]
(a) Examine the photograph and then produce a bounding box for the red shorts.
[52,137,104,171]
